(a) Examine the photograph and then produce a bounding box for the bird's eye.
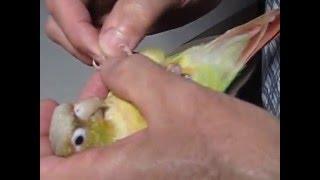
[71,128,86,151]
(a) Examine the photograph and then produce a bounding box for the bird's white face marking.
[71,128,86,152]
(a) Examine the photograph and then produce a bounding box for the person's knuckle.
[121,0,158,32]
[100,59,121,82]
[71,42,83,52]
[114,58,132,79]
[69,38,87,54]
[45,19,57,41]
[46,0,64,13]
[44,19,52,35]
[129,0,153,18]
[45,0,54,13]
[69,37,93,58]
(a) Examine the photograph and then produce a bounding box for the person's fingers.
[40,156,64,180]
[99,54,200,122]
[40,99,58,136]
[45,16,92,65]
[85,0,116,28]
[41,129,147,180]
[46,0,105,64]
[41,137,54,157]
[78,72,108,100]
[40,99,57,157]
[99,0,181,57]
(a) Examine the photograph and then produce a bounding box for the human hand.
[45,0,221,65]
[40,72,108,179]
[41,54,279,180]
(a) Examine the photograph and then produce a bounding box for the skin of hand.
[44,0,221,65]
[40,54,280,180]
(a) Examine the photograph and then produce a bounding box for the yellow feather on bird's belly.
[104,93,147,141]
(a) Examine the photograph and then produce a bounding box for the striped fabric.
[262,0,280,118]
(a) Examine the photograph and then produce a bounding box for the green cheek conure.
[49,10,280,157]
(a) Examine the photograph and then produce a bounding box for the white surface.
[40,0,256,103]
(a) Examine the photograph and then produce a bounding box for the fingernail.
[92,59,101,70]
[99,28,130,57]
[91,54,106,69]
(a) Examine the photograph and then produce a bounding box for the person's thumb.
[99,0,182,57]
[99,54,193,123]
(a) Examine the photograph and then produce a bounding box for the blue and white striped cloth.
[262,0,280,118]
